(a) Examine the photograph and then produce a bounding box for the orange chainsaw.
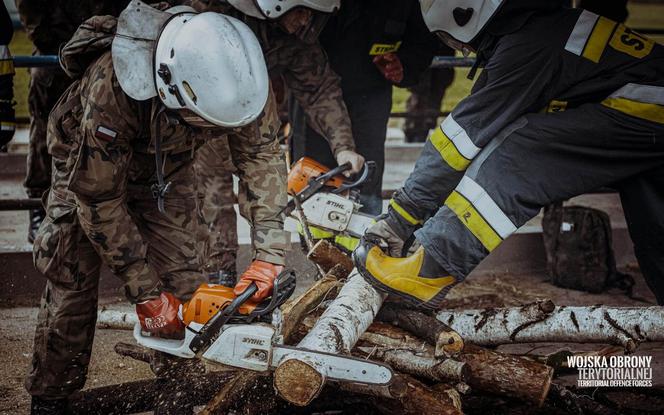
[133,270,393,386]
[285,157,377,244]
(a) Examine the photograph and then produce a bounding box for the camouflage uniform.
[26,16,288,397]
[187,0,355,275]
[16,0,130,198]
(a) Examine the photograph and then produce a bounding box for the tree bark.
[436,303,664,352]
[460,344,553,406]
[377,303,464,357]
[307,239,354,274]
[273,270,386,406]
[96,308,137,330]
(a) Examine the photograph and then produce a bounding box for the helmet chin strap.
[151,106,173,214]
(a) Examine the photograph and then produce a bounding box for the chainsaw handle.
[334,160,376,193]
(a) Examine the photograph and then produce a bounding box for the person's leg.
[25,193,101,410]
[194,135,238,284]
[24,66,71,241]
[618,166,664,304]
[363,103,664,309]
[344,88,392,216]
[130,161,205,301]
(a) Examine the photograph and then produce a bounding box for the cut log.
[307,239,354,274]
[460,344,553,406]
[377,303,464,357]
[273,270,386,406]
[278,264,344,342]
[114,341,151,363]
[436,303,664,352]
[362,347,470,384]
[96,309,137,330]
[369,375,463,415]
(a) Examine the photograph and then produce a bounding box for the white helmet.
[112,0,269,128]
[419,0,505,44]
[228,0,339,20]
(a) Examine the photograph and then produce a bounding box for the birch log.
[96,309,137,330]
[437,303,664,352]
[377,303,464,357]
[273,270,386,406]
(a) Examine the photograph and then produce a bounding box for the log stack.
[87,240,663,414]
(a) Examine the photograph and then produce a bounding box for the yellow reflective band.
[546,100,568,113]
[0,121,16,131]
[445,191,502,252]
[369,41,402,56]
[609,25,654,59]
[389,199,422,225]
[334,235,359,252]
[430,127,471,172]
[296,223,334,239]
[582,17,616,63]
[0,60,14,76]
[602,97,664,124]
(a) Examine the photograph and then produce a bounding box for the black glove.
[365,195,422,257]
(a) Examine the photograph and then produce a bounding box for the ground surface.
[1,267,662,414]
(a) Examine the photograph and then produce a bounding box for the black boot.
[28,207,46,244]
[30,396,68,415]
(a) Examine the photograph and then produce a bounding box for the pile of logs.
[89,239,664,414]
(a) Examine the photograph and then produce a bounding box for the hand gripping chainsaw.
[285,157,377,250]
[134,271,393,385]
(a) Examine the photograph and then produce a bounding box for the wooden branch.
[274,270,386,406]
[377,303,464,357]
[437,303,664,352]
[96,309,137,330]
[460,344,553,406]
[307,239,354,274]
[369,375,463,415]
[279,265,344,342]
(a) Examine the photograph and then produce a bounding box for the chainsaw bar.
[271,345,394,385]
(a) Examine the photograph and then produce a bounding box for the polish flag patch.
[95,125,118,142]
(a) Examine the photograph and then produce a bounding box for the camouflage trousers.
[24,65,72,197]
[194,136,238,275]
[25,162,205,398]
[403,67,455,143]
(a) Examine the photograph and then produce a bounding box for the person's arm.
[275,40,355,157]
[69,56,160,303]
[396,32,562,223]
[228,94,289,266]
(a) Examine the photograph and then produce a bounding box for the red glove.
[136,292,185,339]
[373,53,404,84]
[234,260,284,302]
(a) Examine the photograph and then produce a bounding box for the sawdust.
[273,358,324,406]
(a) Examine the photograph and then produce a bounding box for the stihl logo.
[326,200,345,209]
[144,316,167,330]
[242,337,265,346]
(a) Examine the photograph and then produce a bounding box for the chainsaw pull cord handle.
[189,283,259,354]
[333,160,376,193]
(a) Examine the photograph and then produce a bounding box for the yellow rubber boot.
[353,241,458,310]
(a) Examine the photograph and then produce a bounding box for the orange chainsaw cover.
[182,284,258,326]
[287,157,345,195]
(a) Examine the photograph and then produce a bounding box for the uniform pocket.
[32,200,80,287]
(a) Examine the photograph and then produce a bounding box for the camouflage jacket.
[47,18,288,286]
[185,0,355,156]
[16,0,130,54]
